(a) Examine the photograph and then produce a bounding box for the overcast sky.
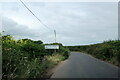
[0,2,118,46]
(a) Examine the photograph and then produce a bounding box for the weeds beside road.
[2,35,69,79]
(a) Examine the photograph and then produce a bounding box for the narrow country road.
[51,52,119,78]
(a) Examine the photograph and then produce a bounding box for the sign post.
[45,45,59,49]
[45,45,59,53]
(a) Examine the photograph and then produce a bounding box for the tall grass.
[2,35,69,79]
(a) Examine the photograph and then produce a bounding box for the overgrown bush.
[59,47,70,59]
[2,35,69,79]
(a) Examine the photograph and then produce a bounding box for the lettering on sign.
[45,45,59,49]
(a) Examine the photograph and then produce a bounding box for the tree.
[34,40,43,44]
[2,35,14,41]
[17,39,34,44]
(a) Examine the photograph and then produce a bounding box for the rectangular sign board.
[45,45,59,49]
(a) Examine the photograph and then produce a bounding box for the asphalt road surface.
[51,52,119,78]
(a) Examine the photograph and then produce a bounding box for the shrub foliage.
[2,35,69,78]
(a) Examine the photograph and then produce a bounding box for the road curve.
[51,52,119,78]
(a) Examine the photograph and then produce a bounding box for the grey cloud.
[2,16,55,43]
[2,2,118,46]
[2,16,37,39]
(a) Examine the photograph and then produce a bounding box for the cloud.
[2,16,55,43]
[1,2,118,45]
[2,16,36,39]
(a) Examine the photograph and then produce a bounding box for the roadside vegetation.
[2,34,69,79]
[67,40,120,67]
